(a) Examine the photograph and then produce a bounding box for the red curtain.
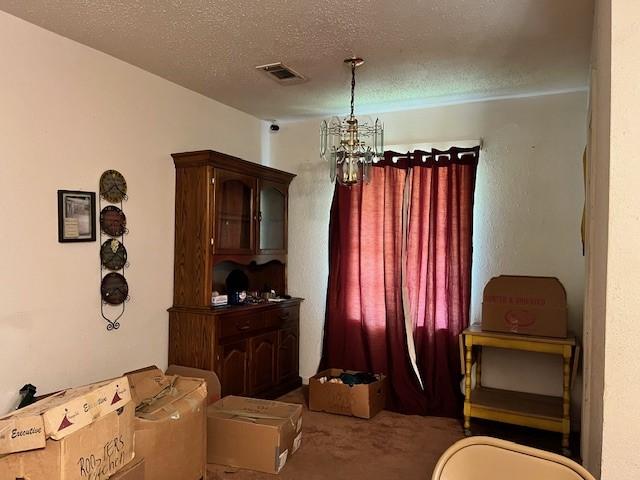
[321,147,479,417]
[404,148,478,416]
[322,165,427,414]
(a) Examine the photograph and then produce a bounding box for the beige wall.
[0,12,265,414]
[594,1,640,479]
[270,92,587,422]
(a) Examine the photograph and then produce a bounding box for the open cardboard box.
[125,365,210,480]
[0,402,135,480]
[207,396,303,474]
[166,364,221,405]
[309,369,387,419]
[482,275,569,338]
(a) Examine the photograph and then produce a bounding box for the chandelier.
[320,57,384,186]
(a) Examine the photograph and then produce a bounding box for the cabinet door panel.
[249,331,277,394]
[214,170,256,254]
[221,340,249,396]
[258,181,287,254]
[277,327,299,382]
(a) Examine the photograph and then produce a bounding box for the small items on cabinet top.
[211,260,287,307]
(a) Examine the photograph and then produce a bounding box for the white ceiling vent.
[256,62,306,84]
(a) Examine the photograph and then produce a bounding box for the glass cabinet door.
[214,171,256,253]
[258,181,287,253]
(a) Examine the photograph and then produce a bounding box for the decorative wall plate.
[99,170,128,203]
[101,272,129,305]
[100,205,127,236]
[100,238,128,270]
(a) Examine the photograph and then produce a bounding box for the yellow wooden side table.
[462,325,576,456]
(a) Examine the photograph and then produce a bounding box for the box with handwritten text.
[0,402,134,480]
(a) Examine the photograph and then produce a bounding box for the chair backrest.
[432,437,596,480]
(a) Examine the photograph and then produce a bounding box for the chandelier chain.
[350,61,356,118]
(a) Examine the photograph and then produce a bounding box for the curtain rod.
[385,139,483,162]
[386,138,484,153]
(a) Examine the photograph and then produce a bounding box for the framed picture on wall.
[57,190,96,242]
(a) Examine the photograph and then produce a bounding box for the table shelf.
[469,387,563,432]
[462,326,576,456]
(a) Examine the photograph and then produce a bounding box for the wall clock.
[100,272,129,305]
[100,205,127,237]
[99,170,128,203]
[100,239,128,270]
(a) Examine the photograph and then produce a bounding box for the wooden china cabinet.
[168,150,302,398]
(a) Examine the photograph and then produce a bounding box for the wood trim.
[168,297,303,314]
[464,325,576,347]
[467,336,572,355]
[208,165,216,277]
[172,150,296,184]
[212,253,287,265]
[173,165,212,306]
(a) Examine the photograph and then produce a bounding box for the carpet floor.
[207,387,464,480]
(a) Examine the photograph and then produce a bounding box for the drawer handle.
[279,313,290,320]
[238,323,251,330]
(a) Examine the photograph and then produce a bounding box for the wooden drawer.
[265,305,299,329]
[219,313,266,339]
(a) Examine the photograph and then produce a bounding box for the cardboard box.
[207,396,303,474]
[0,412,45,456]
[109,457,145,480]
[482,275,568,338]
[309,369,387,419]
[126,366,207,480]
[0,402,134,480]
[166,364,222,405]
[0,376,131,454]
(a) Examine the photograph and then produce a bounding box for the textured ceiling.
[0,0,593,120]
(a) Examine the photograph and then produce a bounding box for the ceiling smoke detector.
[256,62,306,84]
